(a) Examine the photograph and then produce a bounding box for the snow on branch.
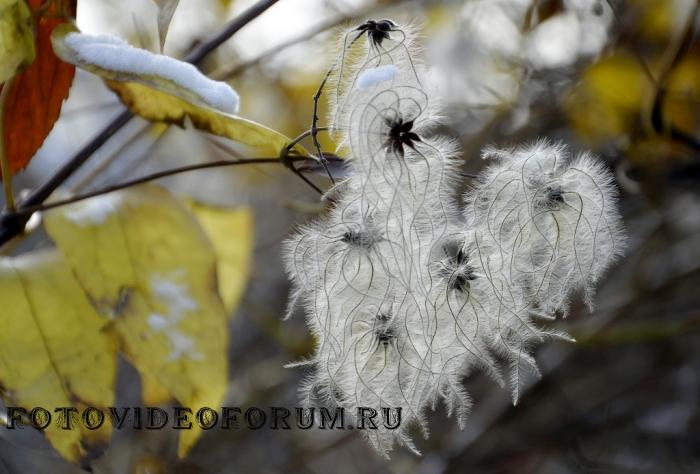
[64,32,240,113]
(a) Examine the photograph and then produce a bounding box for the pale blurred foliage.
[3,0,700,473]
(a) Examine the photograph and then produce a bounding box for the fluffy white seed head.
[283,22,626,456]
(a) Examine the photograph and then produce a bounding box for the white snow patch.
[64,32,240,114]
[147,272,203,361]
[63,193,123,226]
[147,314,170,331]
[150,273,198,319]
[167,331,204,361]
[357,65,399,90]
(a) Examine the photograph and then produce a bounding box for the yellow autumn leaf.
[50,23,308,157]
[135,201,252,406]
[140,371,173,406]
[633,0,677,42]
[43,185,244,457]
[186,202,253,314]
[0,249,116,463]
[0,0,35,83]
[664,55,700,136]
[140,201,253,406]
[566,52,650,147]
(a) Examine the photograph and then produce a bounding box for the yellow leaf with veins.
[0,249,116,463]
[43,185,251,457]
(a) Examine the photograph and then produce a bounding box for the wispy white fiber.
[283,19,625,457]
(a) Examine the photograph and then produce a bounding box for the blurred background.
[2,0,700,472]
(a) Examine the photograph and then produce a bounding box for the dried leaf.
[1,0,76,177]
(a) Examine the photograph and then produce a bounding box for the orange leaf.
[1,0,76,178]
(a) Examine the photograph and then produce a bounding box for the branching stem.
[311,69,336,184]
[287,126,330,151]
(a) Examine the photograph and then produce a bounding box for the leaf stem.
[0,77,16,212]
[281,128,333,195]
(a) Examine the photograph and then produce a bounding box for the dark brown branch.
[0,109,133,246]
[183,0,279,64]
[605,0,699,152]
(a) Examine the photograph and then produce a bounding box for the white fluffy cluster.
[283,20,625,457]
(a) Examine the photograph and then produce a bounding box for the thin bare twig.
[604,0,657,86]
[183,0,279,64]
[286,127,330,152]
[212,4,382,81]
[71,122,165,192]
[311,70,336,183]
[212,18,343,80]
[11,157,292,217]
